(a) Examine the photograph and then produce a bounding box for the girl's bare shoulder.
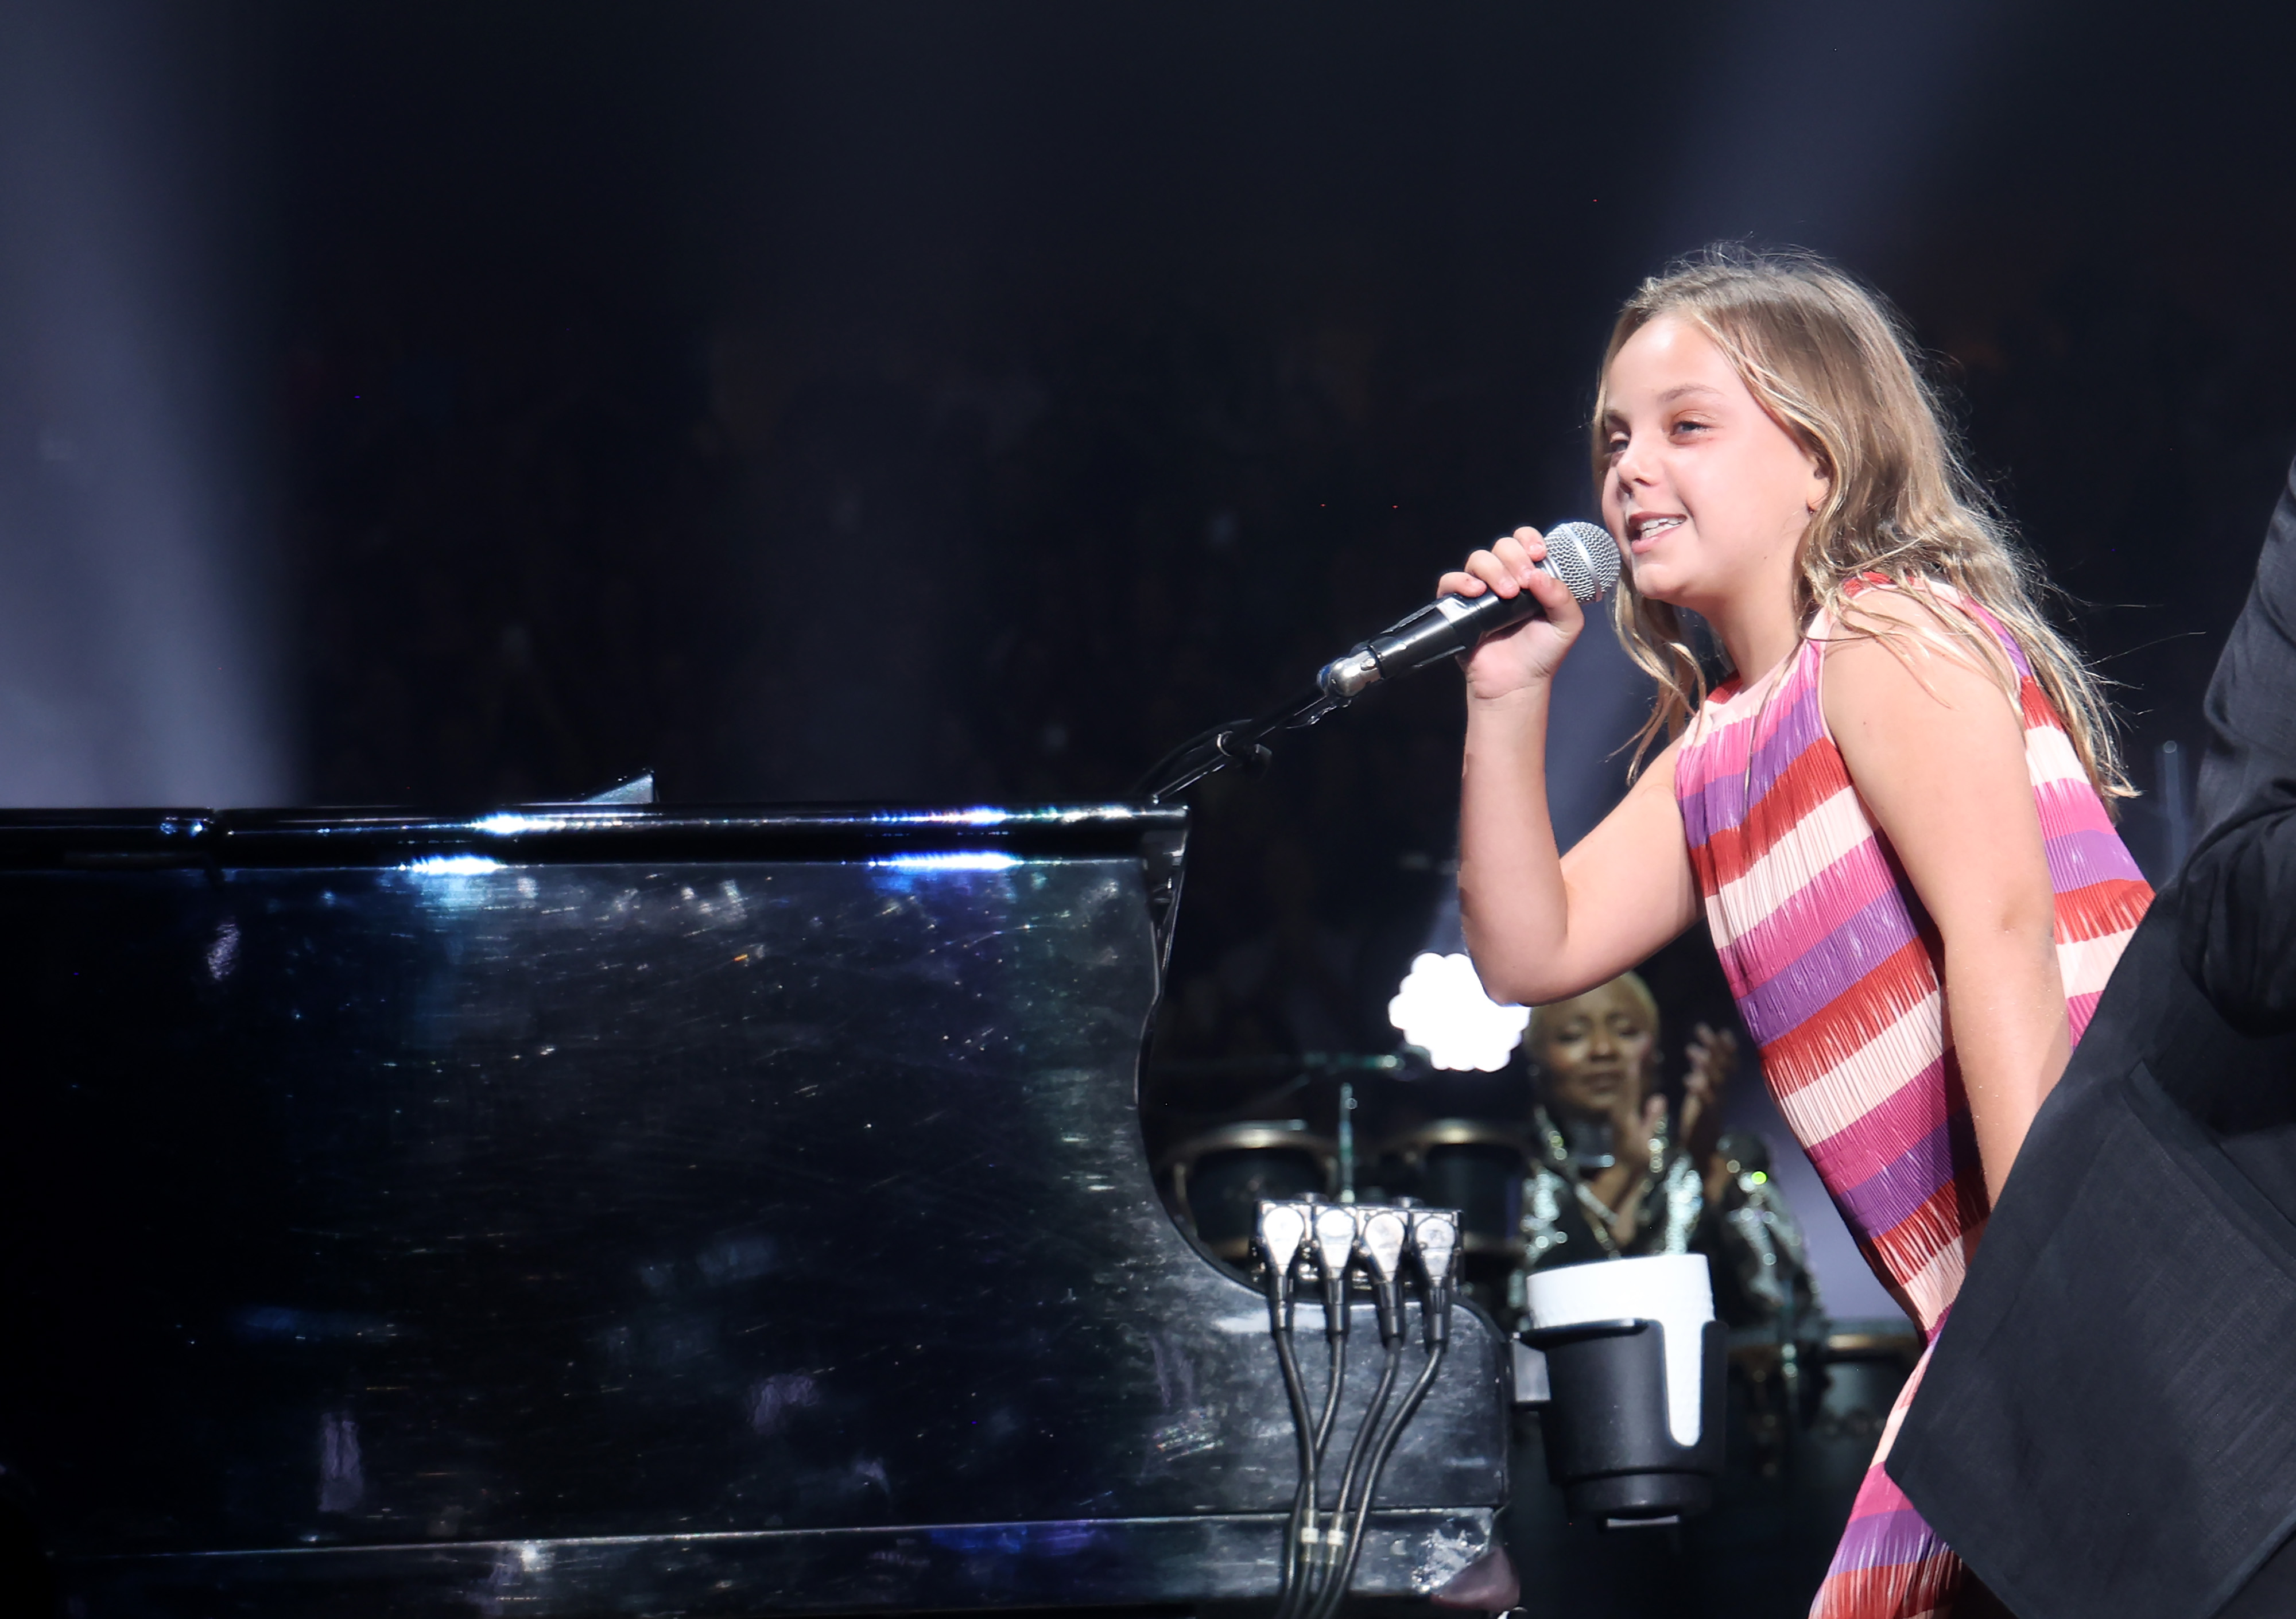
[1821,581,2021,726]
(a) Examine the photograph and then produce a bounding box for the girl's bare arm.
[1445,528,1702,1007]
[1458,704,1701,1005]
[1824,598,2068,1206]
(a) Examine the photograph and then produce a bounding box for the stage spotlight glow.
[1387,951,1529,1072]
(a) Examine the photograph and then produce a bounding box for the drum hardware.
[1157,1120,1337,1264]
[1372,1119,1531,1259]
[1709,1317,1920,1486]
[1821,1323,1923,1365]
[1810,1319,1921,1447]
[1725,1327,1807,1477]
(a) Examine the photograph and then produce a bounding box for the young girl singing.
[1449,250,2152,1618]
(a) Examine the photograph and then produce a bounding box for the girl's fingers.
[1522,566,1574,609]
[1445,527,1561,600]
[1507,527,1550,583]
[1460,549,1518,596]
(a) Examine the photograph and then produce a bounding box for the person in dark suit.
[1886,455,2296,1619]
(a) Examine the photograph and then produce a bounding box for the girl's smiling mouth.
[1628,513,1685,552]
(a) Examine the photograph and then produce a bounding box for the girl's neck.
[1700,539,1810,686]
[1712,605,1805,689]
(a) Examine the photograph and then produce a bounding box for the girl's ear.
[1804,446,1832,513]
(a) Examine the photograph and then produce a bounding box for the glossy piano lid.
[0,799,1188,868]
[0,790,1504,1616]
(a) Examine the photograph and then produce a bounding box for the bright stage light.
[1387,951,1529,1073]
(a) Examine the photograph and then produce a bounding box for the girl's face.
[1598,315,1830,621]
[1534,979,1657,1123]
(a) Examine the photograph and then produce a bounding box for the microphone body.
[1317,521,1620,699]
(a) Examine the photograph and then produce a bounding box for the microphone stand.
[1136,681,1352,803]
[1142,523,1615,803]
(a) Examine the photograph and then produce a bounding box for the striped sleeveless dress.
[1674,579,2152,1619]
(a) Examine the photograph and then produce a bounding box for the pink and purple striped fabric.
[1675,578,2151,1619]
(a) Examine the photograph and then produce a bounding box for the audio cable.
[1256,1199,1460,1616]
[1254,1200,1314,1611]
[1275,1202,1360,1619]
[1305,1209,1460,1619]
[1301,1205,1410,1611]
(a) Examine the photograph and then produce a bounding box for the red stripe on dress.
[1759,937,1941,1099]
[2019,676,2065,735]
[1864,1175,1987,1297]
[2054,877,2154,945]
[1694,740,1851,892]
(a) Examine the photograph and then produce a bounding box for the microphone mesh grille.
[1543,522,1622,604]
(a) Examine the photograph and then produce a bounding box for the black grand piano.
[0,800,1512,1616]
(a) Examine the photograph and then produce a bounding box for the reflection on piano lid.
[1147,1053,1413,1080]
[0,802,1511,1617]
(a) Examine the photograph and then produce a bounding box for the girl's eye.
[1670,418,1711,438]
[1604,436,1628,459]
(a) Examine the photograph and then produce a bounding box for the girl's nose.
[1613,432,1657,490]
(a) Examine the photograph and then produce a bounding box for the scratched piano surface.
[0,803,1508,1616]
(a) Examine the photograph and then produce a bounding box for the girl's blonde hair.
[1594,245,2131,802]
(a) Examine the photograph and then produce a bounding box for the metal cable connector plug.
[1354,1207,1409,1346]
[1257,1200,1309,1333]
[1312,1204,1358,1342]
[1409,1209,1461,1347]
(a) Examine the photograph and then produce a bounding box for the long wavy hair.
[1595,246,2132,803]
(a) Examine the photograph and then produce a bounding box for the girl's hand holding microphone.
[1437,526,1589,701]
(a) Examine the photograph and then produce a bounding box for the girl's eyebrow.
[1657,382,1725,404]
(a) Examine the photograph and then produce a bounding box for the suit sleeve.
[2181,461,2296,1036]
[2180,790,2296,1036]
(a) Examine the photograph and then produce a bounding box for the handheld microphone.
[1317,521,1620,700]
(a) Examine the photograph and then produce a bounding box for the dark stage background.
[2,0,2295,1575]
